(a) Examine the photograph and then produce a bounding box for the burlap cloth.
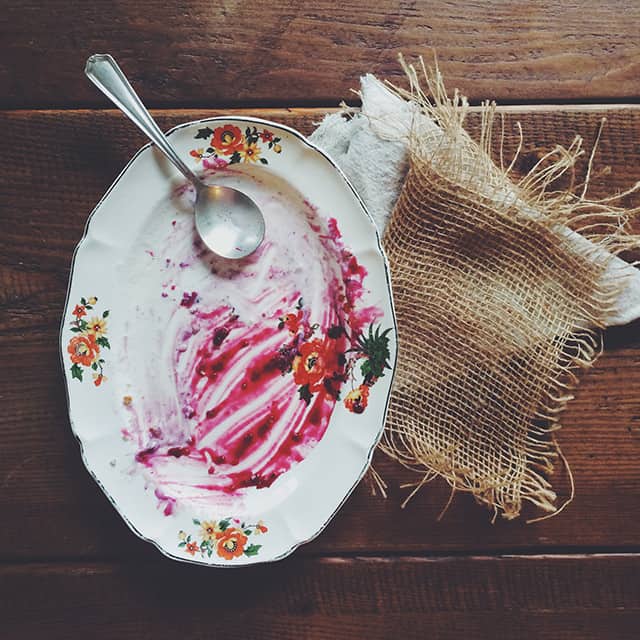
[310,59,640,520]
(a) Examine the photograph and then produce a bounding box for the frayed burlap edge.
[371,55,640,521]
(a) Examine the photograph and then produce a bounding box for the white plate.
[61,117,397,566]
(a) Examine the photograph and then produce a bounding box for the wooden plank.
[1,107,640,559]
[1,105,640,275]
[2,1,640,108]
[0,342,639,560]
[1,555,639,639]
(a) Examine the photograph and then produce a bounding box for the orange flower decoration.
[211,125,245,156]
[281,311,302,335]
[92,373,105,387]
[185,540,200,556]
[216,528,248,560]
[256,520,268,534]
[67,334,99,367]
[292,339,328,392]
[344,385,370,414]
[72,304,86,318]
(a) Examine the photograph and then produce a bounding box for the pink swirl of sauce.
[121,170,381,514]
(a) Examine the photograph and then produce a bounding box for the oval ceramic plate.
[61,117,397,566]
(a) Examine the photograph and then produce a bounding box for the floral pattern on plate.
[179,517,268,560]
[62,116,396,567]
[67,296,110,386]
[189,124,283,169]
[277,298,391,414]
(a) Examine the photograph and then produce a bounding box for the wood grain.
[1,556,639,639]
[0,106,639,560]
[2,1,640,108]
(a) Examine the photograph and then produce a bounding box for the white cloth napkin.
[309,75,640,327]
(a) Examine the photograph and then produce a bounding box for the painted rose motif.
[216,528,248,560]
[292,338,330,392]
[210,124,244,155]
[68,334,100,367]
[179,518,266,560]
[67,296,110,386]
[275,299,391,413]
[190,124,283,166]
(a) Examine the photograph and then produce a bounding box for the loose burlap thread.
[378,58,640,520]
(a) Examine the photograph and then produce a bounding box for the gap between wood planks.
[3,103,640,117]
[0,551,637,567]
[3,548,640,566]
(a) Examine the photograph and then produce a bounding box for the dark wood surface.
[2,556,639,639]
[2,2,640,638]
[3,1,640,108]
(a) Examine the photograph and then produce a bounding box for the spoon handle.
[85,54,202,187]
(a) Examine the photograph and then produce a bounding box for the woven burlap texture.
[379,59,640,520]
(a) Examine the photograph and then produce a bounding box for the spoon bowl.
[195,184,265,259]
[85,54,265,259]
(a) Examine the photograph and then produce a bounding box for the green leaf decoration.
[207,548,213,557]
[230,151,241,165]
[85,305,93,310]
[91,362,98,371]
[103,309,110,318]
[355,324,392,381]
[193,518,201,526]
[195,127,214,140]
[70,327,82,333]
[218,519,230,531]
[244,544,262,557]
[244,529,252,536]
[178,541,186,548]
[296,297,304,310]
[80,297,87,305]
[259,157,268,165]
[70,364,83,381]
[298,384,312,405]
[96,336,111,349]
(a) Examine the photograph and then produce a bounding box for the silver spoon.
[85,54,265,259]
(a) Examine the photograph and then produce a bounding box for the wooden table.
[2,2,640,638]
